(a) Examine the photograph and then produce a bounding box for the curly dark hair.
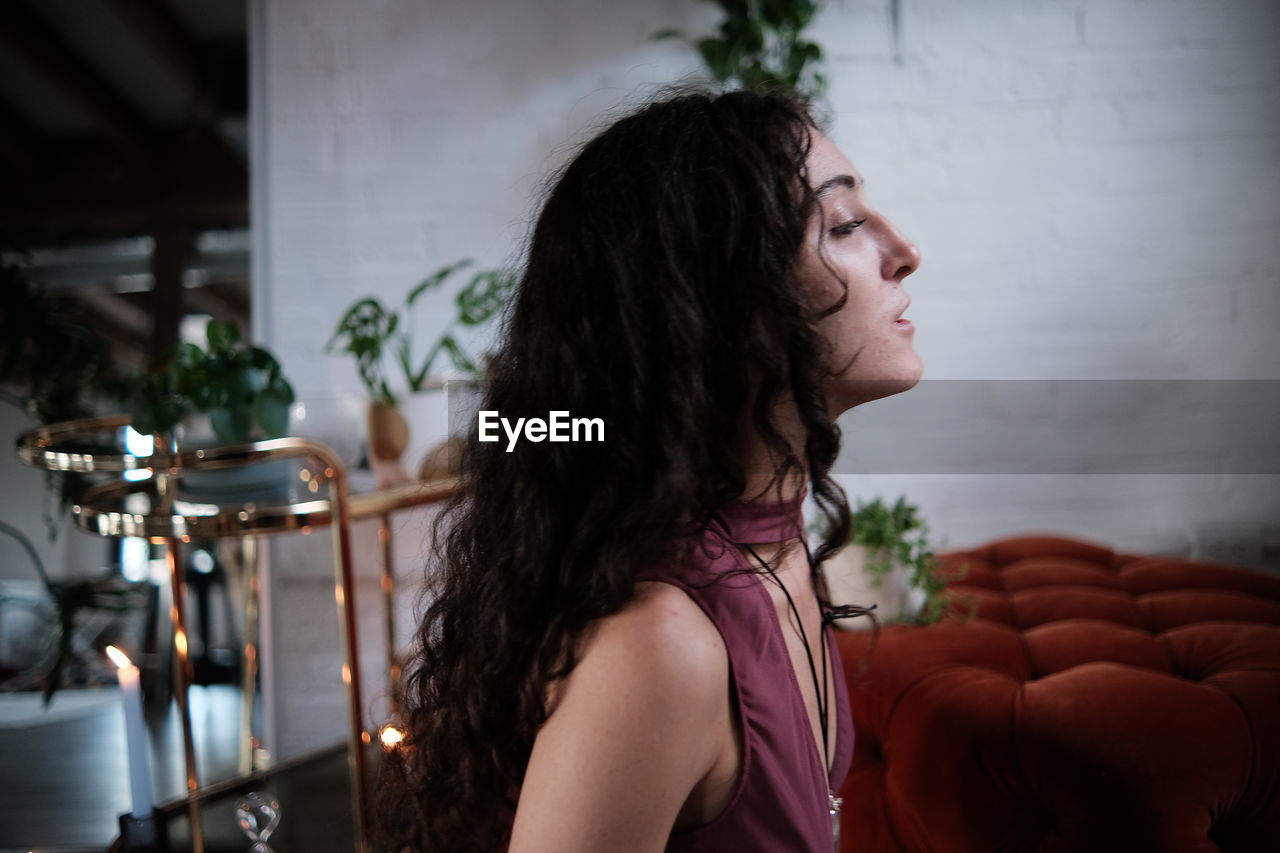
[376,86,871,851]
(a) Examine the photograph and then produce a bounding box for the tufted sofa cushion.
[834,534,1280,853]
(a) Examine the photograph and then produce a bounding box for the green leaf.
[172,342,205,376]
[245,346,280,374]
[327,296,397,399]
[270,375,296,406]
[376,381,397,408]
[791,0,817,29]
[238,369,265,402]
[759,0,794,29]
[441,336,478,376]
[457,271,515,326]
[132,404,156,437]
[189,379,222,411]
[408,259,474,307]
[697,38,733,80]
[210,405,253,444]
[206,320,240,354]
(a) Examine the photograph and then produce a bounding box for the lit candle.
[379,724,405,750]
[105,645,154,819]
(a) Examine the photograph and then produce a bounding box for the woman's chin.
[825,369,923,414]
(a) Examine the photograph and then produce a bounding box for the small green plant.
[129,319,296,444]
[654,0,828,101]
[846,495,963,626]
[327,259,515,407]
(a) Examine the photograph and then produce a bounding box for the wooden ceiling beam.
[77,287,152,339]
[0,95,44,171]
[186,282,248,330]
[106,0,203,108]
[73,289,151,372]
[192,279,250,319]
[0,190,248,246]
[0,129,247,245]
[0,2,154,154]
[106,0,248,169]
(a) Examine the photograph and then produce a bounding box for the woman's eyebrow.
[815,174,860,197]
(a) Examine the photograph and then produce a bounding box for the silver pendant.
[829,792,843,850]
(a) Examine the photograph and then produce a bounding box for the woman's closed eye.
[828,217,868,238]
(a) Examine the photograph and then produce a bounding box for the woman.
[378,86,922,852]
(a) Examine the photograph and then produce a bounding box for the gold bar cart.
[16,415,457,852]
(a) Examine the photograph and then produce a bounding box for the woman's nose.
[881,218,921,282]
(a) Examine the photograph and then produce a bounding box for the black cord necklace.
[742,541,843,850]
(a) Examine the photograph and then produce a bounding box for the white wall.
[814,0,1279,557]
[253,0,1280,755]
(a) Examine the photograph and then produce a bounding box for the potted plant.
[327,259,514,482]
[653,0,829,102]
[128,319,295,446]
[123,319,297,499]
[820,495,961,629]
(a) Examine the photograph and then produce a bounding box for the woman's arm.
[507,582,730,853]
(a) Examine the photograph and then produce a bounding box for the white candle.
[105,645,154,819]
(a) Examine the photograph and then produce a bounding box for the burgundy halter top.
[646,491,856,851]
[500,493,855,851]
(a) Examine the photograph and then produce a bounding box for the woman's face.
[796,132,923,416]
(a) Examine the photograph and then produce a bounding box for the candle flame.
[105,645,132,668]
[380,725,405,749]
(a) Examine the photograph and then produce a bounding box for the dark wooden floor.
[0,685,356,851]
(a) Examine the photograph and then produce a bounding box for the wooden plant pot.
[366,402,409,464]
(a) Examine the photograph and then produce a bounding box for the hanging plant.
[654,0,828,101]
[1,253,125,535]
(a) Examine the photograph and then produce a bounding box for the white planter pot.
[822,543,927,630]
[444,378,485,439]
[397,387,451,476]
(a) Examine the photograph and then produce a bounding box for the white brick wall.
[254,0,1280,756]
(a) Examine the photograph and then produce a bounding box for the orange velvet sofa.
[834,535,1280,853]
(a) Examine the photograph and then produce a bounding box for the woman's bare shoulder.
[594,580,725,682]
[545,580,727,717]
[510,582,731,851]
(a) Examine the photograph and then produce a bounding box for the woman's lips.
[894,318,914,331]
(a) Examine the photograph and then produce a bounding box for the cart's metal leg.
[326,463,371,853]
[379,514,400,716]
[238,535,261,774]
[163,537,204,853]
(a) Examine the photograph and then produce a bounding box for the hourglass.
[234,792,280,852]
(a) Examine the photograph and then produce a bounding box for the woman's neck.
[738,391,812,502]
